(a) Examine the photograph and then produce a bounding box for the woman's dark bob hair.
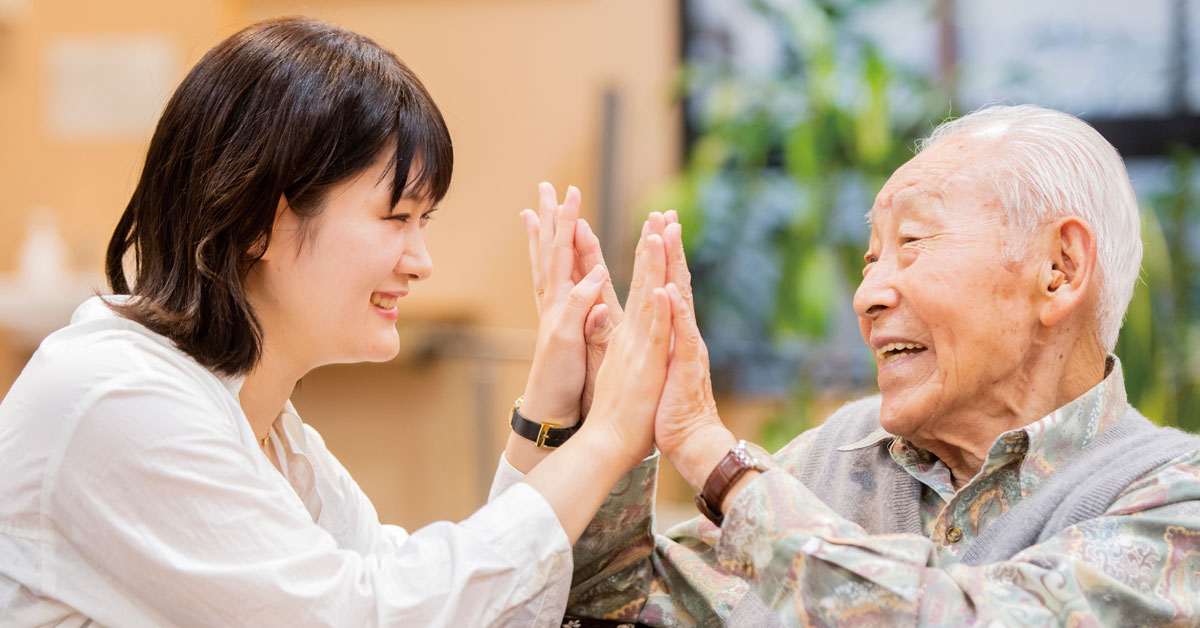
[105,17,452,376]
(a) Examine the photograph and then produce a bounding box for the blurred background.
[0,0,1197,531]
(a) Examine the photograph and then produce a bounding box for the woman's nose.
[397,232,433,281]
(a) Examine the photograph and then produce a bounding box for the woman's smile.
[370,291,402,319]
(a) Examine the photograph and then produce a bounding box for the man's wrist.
[665,422,738,492]
[720,468,762,515]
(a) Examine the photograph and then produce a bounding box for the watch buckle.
[536,422,562,448]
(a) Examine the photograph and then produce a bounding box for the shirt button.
[946,525,964,543]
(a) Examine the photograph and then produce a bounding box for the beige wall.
[0,0,682,529]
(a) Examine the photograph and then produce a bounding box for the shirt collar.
[1011,354,1124,495]
[839,426,894,452]
[874,354,1125,496]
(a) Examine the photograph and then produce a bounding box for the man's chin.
[876,391,926,438]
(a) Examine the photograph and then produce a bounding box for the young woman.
[0,17,676,627]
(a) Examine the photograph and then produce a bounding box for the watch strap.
[694,440,764,526]
[509,397,579,448]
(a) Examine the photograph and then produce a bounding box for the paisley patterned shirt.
[568,359,1200,626]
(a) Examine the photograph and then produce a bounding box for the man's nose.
[853,262,899,319]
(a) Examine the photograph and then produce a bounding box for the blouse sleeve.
[44,372,571,628]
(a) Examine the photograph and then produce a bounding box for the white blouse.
[0,297,571,627]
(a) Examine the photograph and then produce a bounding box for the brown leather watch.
[694,440,765,526]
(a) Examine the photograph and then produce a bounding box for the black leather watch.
[509,396,579,448]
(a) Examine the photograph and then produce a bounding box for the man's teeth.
[370,293,398,309]
[876,342,926,363]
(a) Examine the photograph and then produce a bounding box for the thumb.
[562,265,608,329]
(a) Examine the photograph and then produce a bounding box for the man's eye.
[386,214,411,223]
[900,236,920,245]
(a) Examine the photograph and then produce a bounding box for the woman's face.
[246,155,435,374]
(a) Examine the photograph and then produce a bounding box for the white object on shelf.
[47,34,179,140]
[0,208,104,349]
[18,207,68,292]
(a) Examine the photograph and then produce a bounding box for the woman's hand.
[578,231,675,470]
[519,233,674,541]
[518,184,608,426]
[520,184,627,418]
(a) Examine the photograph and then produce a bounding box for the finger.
[630,234,667,329]
[666,283,704,362]
[584,303,614,348]
[624,221,654,322]
[662,222,695,317]
[548,186,582,297]
[537,182,558,283]
[645,287,674,374]
[562,265,608,331]
[664,209,678,225]
[647,211,666,237]
[584,303,613,346]
[576,219,624,322]
[521,210,543,305]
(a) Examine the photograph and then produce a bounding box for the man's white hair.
[919,104,1142,351]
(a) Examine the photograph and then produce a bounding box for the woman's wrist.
[571,420,647,475]
[516,389,581,427]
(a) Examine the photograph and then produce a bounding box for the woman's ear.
[1039,216,1097,327]
[250,196,292,262]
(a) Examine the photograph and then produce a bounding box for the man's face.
[853,140,1045,443]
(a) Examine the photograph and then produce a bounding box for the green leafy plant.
[1117,146,1200,432]
[646,0,941,444]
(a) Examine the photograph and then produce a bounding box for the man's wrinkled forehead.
[867,175,952,228]
[867,137,996,225]
[868,183,944,224]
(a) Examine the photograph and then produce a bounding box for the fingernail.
[587,265,605,284]
[594,310,608,329]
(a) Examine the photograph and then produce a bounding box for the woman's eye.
[386,214,411,223]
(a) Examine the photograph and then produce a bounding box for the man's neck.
[909,339,1107,489]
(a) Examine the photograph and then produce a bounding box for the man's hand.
[655,222,738,492]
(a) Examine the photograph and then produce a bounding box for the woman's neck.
[239,348,304,441]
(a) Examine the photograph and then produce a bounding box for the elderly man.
[551,104,1200,627]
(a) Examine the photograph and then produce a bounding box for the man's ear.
[1039,216,1097,328]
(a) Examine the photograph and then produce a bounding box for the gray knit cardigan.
[795,396,1200,565]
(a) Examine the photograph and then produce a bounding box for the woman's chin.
[354,332,401,364]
